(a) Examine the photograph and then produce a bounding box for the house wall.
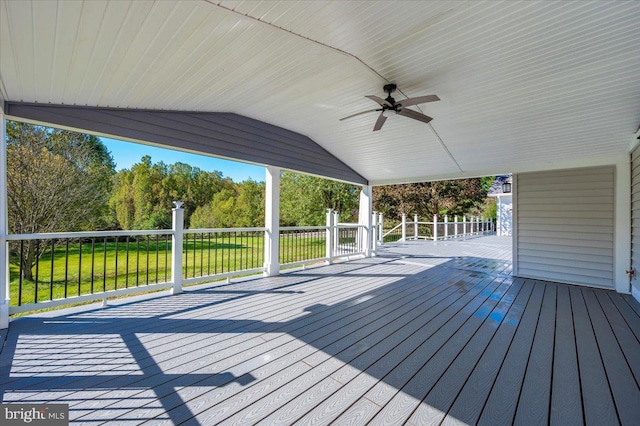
[515,166,615,289]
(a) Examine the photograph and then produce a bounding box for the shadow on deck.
[1,236,639,425]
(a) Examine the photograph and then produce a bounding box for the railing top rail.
[184,227,267,234]
[337,223,366,229]
[7,229,172,241]
[280,226,328,231]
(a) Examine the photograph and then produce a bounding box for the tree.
[280,172,360,226]
[6,121,115,280]
[234,179,265,227]
[109,157,233,229]
[190,188,238,229]
[373,178,490,223]
[189,180,265,229]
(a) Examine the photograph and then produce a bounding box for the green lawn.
[9,233,327,307]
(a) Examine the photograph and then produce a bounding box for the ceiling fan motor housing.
[383,83,397,94]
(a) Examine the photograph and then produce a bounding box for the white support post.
[433,214,438,241]
[171,202,184,295]
[358,185,373,257]
[444,215,449,239]
[264,166,280,276]
[326,208,334,264]
[454,215,459,237]
[414,214,419,240]
[378,213,384,245]
[371,211,377,256]
[0,106,8,329]
[401,214,407,242]
[333,210,339,252]
[463,216,467,235]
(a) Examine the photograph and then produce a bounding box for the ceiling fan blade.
[396,95,440,107]
[339,109,379,121]
[398,108,433,124]
[373,112,387,131]
[365,95,393,107]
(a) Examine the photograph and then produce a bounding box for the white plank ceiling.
[1,0,639,184]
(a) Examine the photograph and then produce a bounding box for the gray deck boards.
[1,236,639,425]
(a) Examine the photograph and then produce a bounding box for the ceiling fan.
[340,84,440,131]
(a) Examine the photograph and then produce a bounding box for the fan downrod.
[383,84,397,104]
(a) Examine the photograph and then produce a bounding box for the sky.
[102,137,266,182]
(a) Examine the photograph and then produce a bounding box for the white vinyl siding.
[631,146,640,294]
[516,166,615,289]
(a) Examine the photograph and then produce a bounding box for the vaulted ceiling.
[1,0,639,185]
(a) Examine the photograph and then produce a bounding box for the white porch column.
[171,202,184,295]
[333,210,339,252]
[358,185,373,257]
[0,106,8,329]
[371,211,378,256]
[326,208,334,264]
[615,159,631,293]
[414,214,419,239]
[264,166,280,276]
[401,214,407,242]
[454,215,459,237]
[378,213,384,244]
[433,215,438,241]
[444,215,449,239]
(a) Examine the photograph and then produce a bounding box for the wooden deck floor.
[1,236,639,425]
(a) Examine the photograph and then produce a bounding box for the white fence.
[380,213,494,243]
[3,205,490,317]
[4,205,368,315]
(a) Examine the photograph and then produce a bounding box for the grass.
[9,233,327,308]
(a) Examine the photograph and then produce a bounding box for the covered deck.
[1,236,638,425]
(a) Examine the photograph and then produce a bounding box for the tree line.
[6,122,494,236]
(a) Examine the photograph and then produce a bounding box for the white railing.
[379,213,494,243]
[335,223,368,259]
[7,229,176,314]
[4,206,372,315]
[279,225,328,268]
[181,227,267,286]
